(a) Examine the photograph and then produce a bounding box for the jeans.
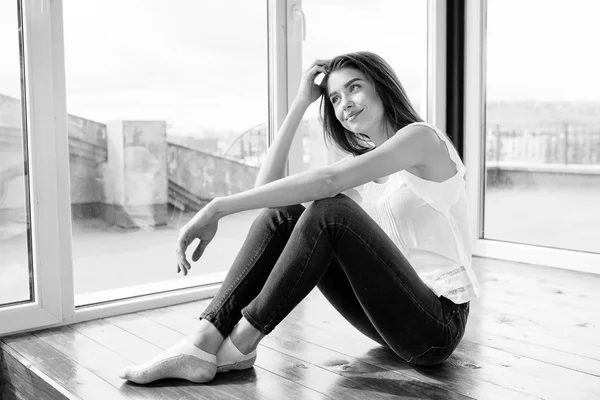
[199,193,469,366]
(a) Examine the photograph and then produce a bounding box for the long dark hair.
[319,51,423,156]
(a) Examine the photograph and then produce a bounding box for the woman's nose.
[342,97,354,109]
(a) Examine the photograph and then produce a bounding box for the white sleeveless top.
[340,122,482,304]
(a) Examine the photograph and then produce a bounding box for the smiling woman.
[120,50,480,384]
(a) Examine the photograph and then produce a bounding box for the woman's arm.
[254,98,310,187]
[214,166,333,218]
[254,59,328,187]
[176,161,333,273]
[212,124,440,219]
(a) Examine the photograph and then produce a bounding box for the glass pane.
[63,0,267,304]
[484,0,600,253]
[0,0,33,305]
[300,0,428,170]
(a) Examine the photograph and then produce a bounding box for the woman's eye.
[349,84,360,92]
[330,96,339,104]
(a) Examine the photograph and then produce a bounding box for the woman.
[120,51,482,384]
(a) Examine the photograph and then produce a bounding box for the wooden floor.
[1,257,600,400]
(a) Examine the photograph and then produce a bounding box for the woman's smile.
[345,109,363,122]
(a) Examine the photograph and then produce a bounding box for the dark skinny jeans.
[199,193,469,366]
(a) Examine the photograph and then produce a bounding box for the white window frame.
[0,0,66,336]
[0,0,442,337]
[464,0,600,275]
[427,0,446,133]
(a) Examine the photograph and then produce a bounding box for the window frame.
[0,0,65,336]
[0,0,440,337]
[464,0,600,275]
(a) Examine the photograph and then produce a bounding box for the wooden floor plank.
[0,340,73,400]
[469,298,600,346]
[450,341,600,399]
[471,280,600,319]
[475,265,600,326]
[475,258,600,298]
[69,319,162,365]
[1,379,30,400]
[2,334,130,400]
[465,313,600,361]
[462,322,600,377]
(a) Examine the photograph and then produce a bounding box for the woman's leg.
[120,203,306,383]
[317,257,469,365]
[241,194,469,366]
[315,257,390,348]
[199,203,306,338]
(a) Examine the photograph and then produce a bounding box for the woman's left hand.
[175,200,222,276]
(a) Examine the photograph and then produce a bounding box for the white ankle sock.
[119,338,217,384]
[216,336,257,373]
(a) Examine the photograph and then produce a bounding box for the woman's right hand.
[295,59,329,106]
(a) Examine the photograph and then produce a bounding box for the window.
[62,0,268,305]
[0,0,33,306]
[483,0,600,254]
[0,1,436,336]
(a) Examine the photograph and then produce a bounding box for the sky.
[1,0,599,136]
[486,0,600,102]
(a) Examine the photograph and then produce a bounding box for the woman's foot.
[120,319,224,384]
[216,336,257,373]
[217,317,264,373]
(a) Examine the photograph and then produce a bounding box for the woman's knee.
[305,193,356,219]
[255,204,305,225]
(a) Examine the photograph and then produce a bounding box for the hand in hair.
[295,59,329,106]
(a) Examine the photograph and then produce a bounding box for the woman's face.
[326,67,387,142]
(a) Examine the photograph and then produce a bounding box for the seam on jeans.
[199,312,228,339]
[328,221,450,329]
[407,316,462,363]
[241,308,269,335]
[209,217,298,316]
[262,228,327,332]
